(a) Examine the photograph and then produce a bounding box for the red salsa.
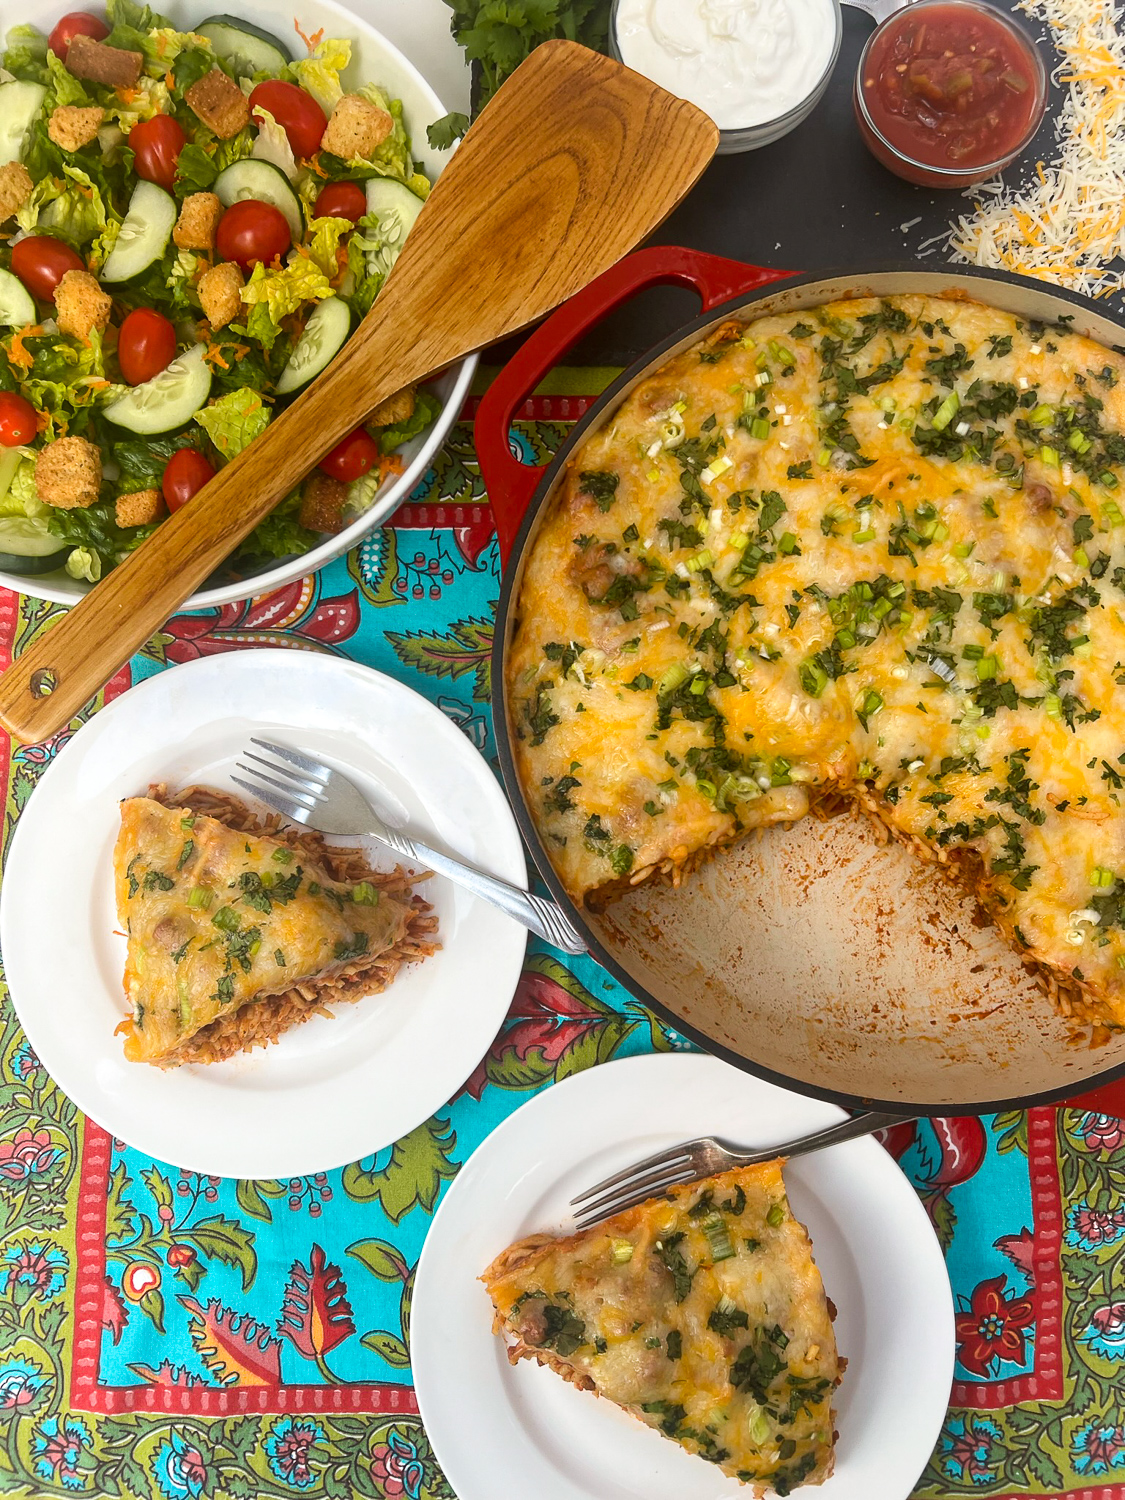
[859,2,1043,173]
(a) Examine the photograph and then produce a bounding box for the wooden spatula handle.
[0,321,420,741]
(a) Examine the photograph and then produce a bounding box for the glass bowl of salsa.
[853,0,1047,188]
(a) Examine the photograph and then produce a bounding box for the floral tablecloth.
[1,387,1124,1500]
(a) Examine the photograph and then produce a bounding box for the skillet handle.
[475,245,792,568]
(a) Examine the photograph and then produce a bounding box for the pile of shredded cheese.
[938,0,1125,297]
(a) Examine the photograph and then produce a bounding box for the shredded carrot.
[116,86,141,105]
[164,69,175,90]
[34,409,50,435]
[305,156,328,179]
[378,452,403,481]
[6,325,44,372]
[204,344,231,371]
[293,18,324,52]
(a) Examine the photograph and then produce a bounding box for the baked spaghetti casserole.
[506,293,1125,1026]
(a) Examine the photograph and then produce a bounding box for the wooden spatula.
[0,40,716,743]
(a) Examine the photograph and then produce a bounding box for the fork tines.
[570,1143,698,1230]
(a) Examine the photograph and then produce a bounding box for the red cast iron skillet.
[478,245,1125,1114]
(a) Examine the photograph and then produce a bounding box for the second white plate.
[413,1052,954,1500]
[1,650,527,1178]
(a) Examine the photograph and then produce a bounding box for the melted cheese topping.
[484,1162,839,1492]
[114,798,409,1063]
[507,294,1125,1022]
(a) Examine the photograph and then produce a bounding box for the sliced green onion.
[1074,546,1091,569]
[187,886,213,910]
[685,548,715,573]
[1102,499,1124,527]
[749,417,770,441]
[1030,403,1053,426]
[658,662,689,696]
[976,655,998,681]
[701,1212,735,1262]
[1101,470,1119,488]
[860,689,884,718]
[766,1203,785,1228]
[272,848,294,863]
[952,541,974,557]
[931,391,960,431]
[1045,692,1062,719]
[852,527,875,543]
[352,882,379,905]
[696,778,717,799]
[689,674,708,696]
[1092,867,1116,887]
[817,447,832,468]
[729,531,750,552]
[1040,444,1060,467]
[1068,429,1092,453]
[747,1405,772,1445]
[800,661,827,697]
[611,1239,634,1264]
[777,531,798,555]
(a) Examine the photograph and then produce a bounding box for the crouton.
[65,33,142,88]
[299,472,349,533]
[198,260,243,330]
[185,69,250,139]
[367,385,416,429]
[115,487,165,527]
[321,94,393,161]
[0,162,33,224]
[35,435,102,510]
[54,269,112,342]
[173,191,222,252]
[47,104,104,152]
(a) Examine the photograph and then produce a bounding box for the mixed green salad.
[0,0,438,585]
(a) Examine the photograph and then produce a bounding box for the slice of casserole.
[483,1161,840,1494]
[114,790,435,1066]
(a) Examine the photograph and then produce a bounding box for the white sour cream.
[614,0,837,130]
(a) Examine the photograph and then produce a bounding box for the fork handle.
[368,825,588,955]
[739,1110,913,1165]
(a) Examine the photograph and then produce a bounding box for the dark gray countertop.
[540,1,1075,366]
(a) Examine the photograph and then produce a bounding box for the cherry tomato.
[319,426,380,482]
[162,448,216,512]
[0,392,38,447]
[129,114,186,194]
[10,236,84,301]
[215,199,291,270]
[48,10,108,59]
[117,308,176,387]
[314,181,366,222]
[249,80,327,159]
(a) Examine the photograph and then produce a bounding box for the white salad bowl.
[6,0,476,609]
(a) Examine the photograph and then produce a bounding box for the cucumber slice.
[196,16,291,77]
[215,159,302,242]
[362,179,424,280]
[0,516,71,574]
[99,180,176,284]
[0,268,35,328]
[0,448,22,503]
[0,80,46,168]
[103,343,212,435]
[276,296,351,395]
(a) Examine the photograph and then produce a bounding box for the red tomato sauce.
[860,3,1043,171]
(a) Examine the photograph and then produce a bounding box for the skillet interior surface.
[494,264,1125,1112]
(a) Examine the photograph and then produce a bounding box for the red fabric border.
[949,1107,1064,1409]
[69,1119,418,1416]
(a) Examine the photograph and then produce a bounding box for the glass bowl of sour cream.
[610,0,843,153]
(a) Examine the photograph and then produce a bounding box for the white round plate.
[1,651,526,1178]
[413,1052,954,1500]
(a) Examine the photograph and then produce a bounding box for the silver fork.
[570,1110,912,1229]
[231,738,588,955]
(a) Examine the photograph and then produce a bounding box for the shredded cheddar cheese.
[940,0,1125,296]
